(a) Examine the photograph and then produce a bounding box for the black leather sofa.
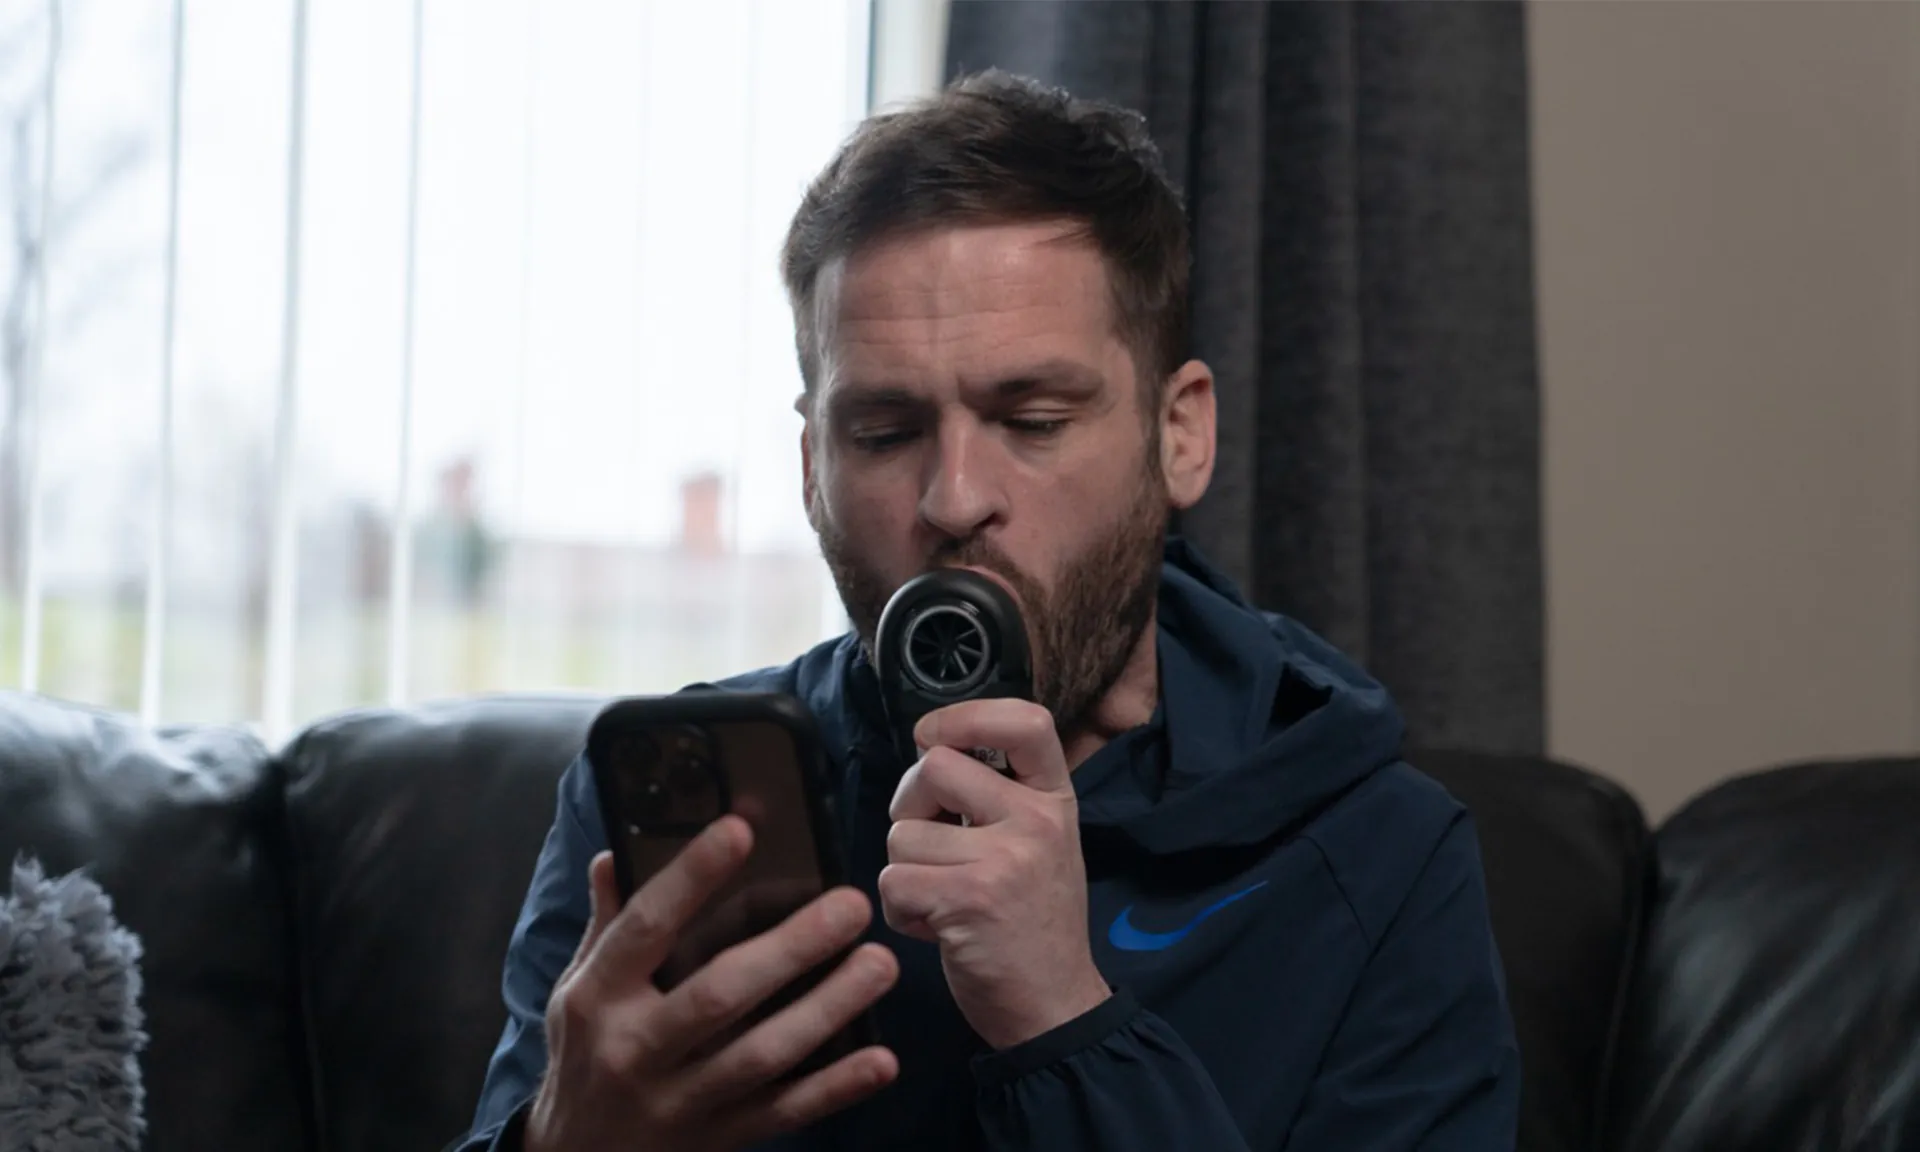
[1,688,1914,1151]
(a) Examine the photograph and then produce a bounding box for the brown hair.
[780,70,1190,405]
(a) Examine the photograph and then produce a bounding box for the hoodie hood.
[1074,537,1406,855]
[805,536,1406,857]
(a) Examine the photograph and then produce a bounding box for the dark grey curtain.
[947,1,1544,755]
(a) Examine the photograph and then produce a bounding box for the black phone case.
[586,690,849,902]
[584,690,879,1068]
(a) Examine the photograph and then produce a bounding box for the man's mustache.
[919,542,1040,608]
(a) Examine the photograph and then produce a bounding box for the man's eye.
[1005,417,1068,438]
[851,428,917,452]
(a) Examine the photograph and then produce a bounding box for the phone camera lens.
[634,778,669,824]
[615,733,671,824]
[666,725,714,794]
[617,723,725,832]
[667,758,707,796]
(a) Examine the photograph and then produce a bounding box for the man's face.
[801,221,1172,732]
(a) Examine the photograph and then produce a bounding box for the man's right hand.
[525,815,900,1152]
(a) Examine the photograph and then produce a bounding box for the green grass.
[0,593,146,713]
[0,591,819,732]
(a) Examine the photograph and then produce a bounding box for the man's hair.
[780,70,1190,406]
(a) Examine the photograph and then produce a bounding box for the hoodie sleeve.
[971,989,1255,1151]
[969,815,1519,1152]
[455,755,603,1150]
[1284,814,1522,1150]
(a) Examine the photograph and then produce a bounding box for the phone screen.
[593,703,873,1072]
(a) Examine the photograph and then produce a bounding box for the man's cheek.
[838,497,918,559]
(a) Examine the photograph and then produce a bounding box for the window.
[0,0,910,742]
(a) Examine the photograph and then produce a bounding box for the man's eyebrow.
[976,359,1106,400]
[823,385,924,421]
[824,360,1107,419]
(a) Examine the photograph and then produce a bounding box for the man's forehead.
[824,222,1109,317]
[812,223,1123,388]
[817,315,1125,405]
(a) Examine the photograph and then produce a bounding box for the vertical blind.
[0,0,874,743]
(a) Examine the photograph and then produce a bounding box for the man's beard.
[811,464,1167,736]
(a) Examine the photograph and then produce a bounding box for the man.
[459,71,1520,1151]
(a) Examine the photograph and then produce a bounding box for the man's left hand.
[879,698,1112,1050]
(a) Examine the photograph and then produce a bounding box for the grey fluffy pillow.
[0,858,148,1151]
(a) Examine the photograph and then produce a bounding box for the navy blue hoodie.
[460,539,1520,1150]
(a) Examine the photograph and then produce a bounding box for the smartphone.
[586,690,879,1076]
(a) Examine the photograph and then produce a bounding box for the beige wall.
[1530,1,1920,821]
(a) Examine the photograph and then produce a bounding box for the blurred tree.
[0,9,150,597]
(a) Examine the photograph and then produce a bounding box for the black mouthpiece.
[873,568,1033,766]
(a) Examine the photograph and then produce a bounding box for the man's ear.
[798,397,822,526]
[799,423,816,511]
[1159,359,1216,511]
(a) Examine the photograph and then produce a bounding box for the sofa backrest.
[0,691,313,1152]
[1600,755,1920,1152]
[1410,749,1651,1152]
[272,710,1656,1152]
[40,687,1889,1152]
[276,694,604,1152]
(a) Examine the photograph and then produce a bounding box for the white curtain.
[0,0,876,741]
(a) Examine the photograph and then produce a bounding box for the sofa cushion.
[0,691,310,1152]
[279,695,604,1152]
[1601,756,1920,1152]
[1410,749,1650,1152]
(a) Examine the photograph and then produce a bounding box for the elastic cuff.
[969,986,1139,1090]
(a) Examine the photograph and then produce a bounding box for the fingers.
[583,815,753,992]
[914,698,1069,793]
[886,817,983,867]
[875,862,942,942]
[725,1043,900,1148]
[671,879,830,973]
[889,746,1017,824]
[647,886,877,1064]
[693,941,899,1106]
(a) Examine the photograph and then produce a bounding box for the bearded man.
[458,71,1520,1152]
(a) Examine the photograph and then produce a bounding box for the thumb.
[916,699,1070,794]
[568,851,621,973]
[547,853,622,1046]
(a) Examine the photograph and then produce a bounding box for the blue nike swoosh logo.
[1107,880,1270,953]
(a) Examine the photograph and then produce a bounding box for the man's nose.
[918,418,1004,539]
